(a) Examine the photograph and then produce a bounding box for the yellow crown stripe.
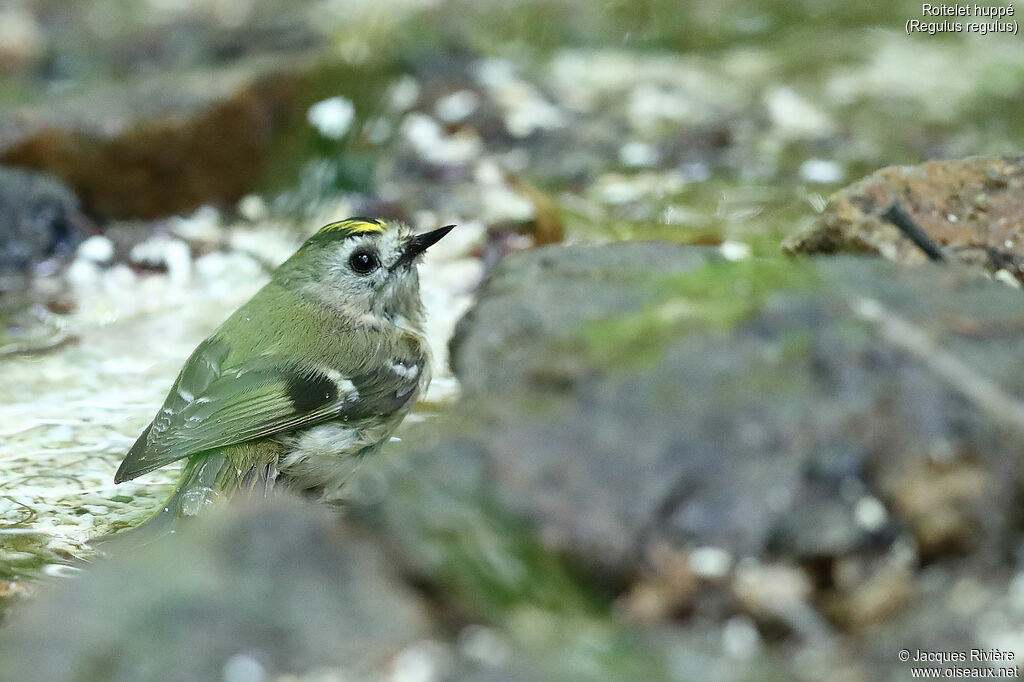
[317,218,386,236]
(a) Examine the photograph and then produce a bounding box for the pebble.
[222,652,266,682]
[764,87,835,138]
[690,546,733,578]
[307,96,355,140]
[131,235,192,285]
[401,113,482,166]
[76,236,114,265]
[0,6,44,68]
[720,241,752,262]
[722,616,762,659]
[434,89,480,123]
[799,159,845,184]
[457,624,512,668]
[628,83,694,130]
[854,496,887,532]
[390,640,450,682]
[619,141,659,168]
[388,75,421,111]
[237,195,268,222]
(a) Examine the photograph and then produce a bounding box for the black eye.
[349,249,379,274]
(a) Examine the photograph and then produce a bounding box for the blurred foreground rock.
[358,243,1024,680]
[442,244,1024,571]
[0,501,435,682]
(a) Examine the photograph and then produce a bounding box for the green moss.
[580,257,817,369]
[367,438,672,679]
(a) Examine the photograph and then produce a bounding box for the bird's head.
[278,218,454,329]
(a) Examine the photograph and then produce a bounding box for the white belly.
[276,418,397,499]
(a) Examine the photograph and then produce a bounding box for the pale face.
[288,224,426,329]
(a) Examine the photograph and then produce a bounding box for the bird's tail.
[93,453,231,549]
[93,441,281,549]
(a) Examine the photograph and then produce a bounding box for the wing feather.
[115,338,426,483]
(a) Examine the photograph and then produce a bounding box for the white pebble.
[65,259,102,289]
[799,159,844,184]
[765,87,835,138]
[628,83,693,130]
[434,89,479,123]
[366,116,393,145]
[722,616,761,659]
[390,641,448,682]
[690,546,733,578]
[222,652,266,682]
[481,186,534,224]
[720,240,752,262]
[854,495,887,531]
[171,205,222,242]
[458,625,511,668]
[237,194,267,222]
[77,235,114,264]
[504,95,565,138]
[388,75,421,111]
[131,235,192,285]
[474,58,516,88]
[619,141,659,168]
[401,113,482,166]
[307,96,355,140]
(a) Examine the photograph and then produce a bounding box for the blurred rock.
[0,500,434,682]
[362,244,1024,653]
[0,54,383,219]
[783,156,1024,282]
[0,6,45,73]
[0,165,89,295]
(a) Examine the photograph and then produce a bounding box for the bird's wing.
[114,335,425,483]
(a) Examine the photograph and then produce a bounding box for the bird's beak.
[393,224,456,269]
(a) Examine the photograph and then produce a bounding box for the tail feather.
[94,441,283,549]
[93,453,229,549]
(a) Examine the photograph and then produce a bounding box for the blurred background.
[3,0,1024,680]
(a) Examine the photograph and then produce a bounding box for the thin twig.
[851,296,1024,434]
[881,202,945,262]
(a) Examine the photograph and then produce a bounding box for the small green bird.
[113,218,453,532]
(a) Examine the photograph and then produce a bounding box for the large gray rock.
[349,242,1024,679]
[440,245,1024,572]
[0,500,434,682]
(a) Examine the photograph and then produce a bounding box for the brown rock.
[0,53,364,219]
[621,542,700,623]
[873,454,989,556]
[823,554,915,629]
[784,156,1024,268]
